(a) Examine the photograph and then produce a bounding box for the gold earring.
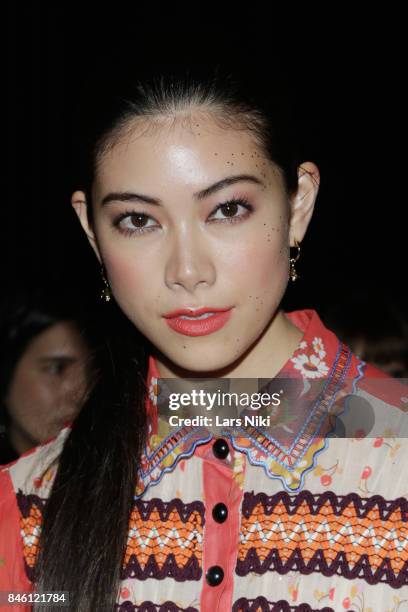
[100,265,112,302]
[289,239,301,282]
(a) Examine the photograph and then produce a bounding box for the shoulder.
[0,467,31,592]
[0,424,72,501]
[294,308,408,416]
[355,357,406,404]
[298,308,407,411]
[328,346,408,445]
[0,425,71,591]
[0,425,72,591]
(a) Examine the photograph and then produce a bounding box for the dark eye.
[118,213,157,232]
[47,361,67,376]
[209,198,253,223]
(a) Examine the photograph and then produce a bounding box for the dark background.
[5,6,406,317]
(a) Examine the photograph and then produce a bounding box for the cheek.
[102,251,160,326]
[6,371,51,425]
[96,225,152,294]
[103,252,152,296]
[227,229,288,292]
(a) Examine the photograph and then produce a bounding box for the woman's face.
[73,112,318,375]
[4,321,91,453]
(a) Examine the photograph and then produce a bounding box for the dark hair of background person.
[31,65,308,611]
[0,286,99,463]
[320,291,408,378]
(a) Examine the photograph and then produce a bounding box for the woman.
[0,289,94,465]
[1,68,407,612]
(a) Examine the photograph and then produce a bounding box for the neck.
[154,308,303,379]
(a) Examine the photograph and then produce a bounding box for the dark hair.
[321,291,408,377]
[33,65,306,610]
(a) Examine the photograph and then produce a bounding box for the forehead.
[24,322,84,357]
[94,112,279,198]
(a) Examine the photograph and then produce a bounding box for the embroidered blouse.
[1,309,408,612]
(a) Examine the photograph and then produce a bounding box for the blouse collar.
[136,309,359,498]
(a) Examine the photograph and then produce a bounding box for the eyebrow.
[100,174,265,207]
[38,355,78,363]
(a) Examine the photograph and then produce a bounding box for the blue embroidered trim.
[143,428,208,476]
[330,358,366,438]
[135,431,213,500]
[228,342,353,493]
[231,341,348,454]
[230,340,348,465]
[355,359,367,390]
[136,342,359,498]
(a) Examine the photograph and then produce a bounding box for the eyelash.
[43,360,67,376]
[112,197,254,237]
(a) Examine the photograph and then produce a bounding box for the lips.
[163,306,232,319]
[163,307,233,337]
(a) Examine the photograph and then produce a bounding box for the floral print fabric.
[1,309,407,611]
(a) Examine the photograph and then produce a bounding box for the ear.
[71,191,102,265]
[288,161,320,246]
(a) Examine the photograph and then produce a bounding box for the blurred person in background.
[321,292,408,379]
[0,288,96,464]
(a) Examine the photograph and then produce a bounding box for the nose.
[164,227,216,294]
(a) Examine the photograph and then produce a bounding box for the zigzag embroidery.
[16,492,205,583]
[232,598,334,612]
[237,490,408,588]
[16,491,46,581]
[115,603,199,612]
[123,498,204,581]
[114,599,336,612]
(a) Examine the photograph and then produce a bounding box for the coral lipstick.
[163,307,233,337]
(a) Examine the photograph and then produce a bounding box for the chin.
[163,346,240,376]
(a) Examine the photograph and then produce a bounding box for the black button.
[212,502,228,523]
[212,438,229,459]
[205,565,224,586]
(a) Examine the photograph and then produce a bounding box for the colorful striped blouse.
[1,309,407,611]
